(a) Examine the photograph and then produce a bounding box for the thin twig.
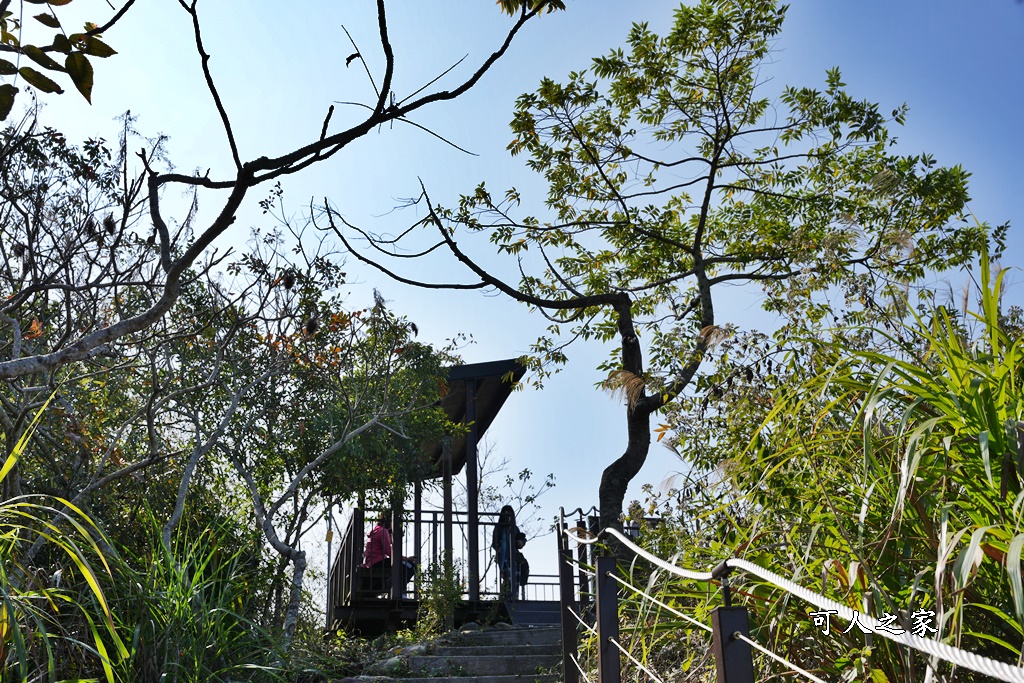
[398,54,468,106]
[341,24,379,98]
[179,0,241,170]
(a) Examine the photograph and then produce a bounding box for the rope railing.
[568,605,598,637]
[562,552,598,578]
[733,632,828,683]
[608,637,667,683]
[607,572,712,633]
[569,652,592,683]
[556,506,1024,683]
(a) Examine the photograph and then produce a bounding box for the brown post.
[431,510,439,571]
[595,556,620,683]
[353,506,365,602]
[711,607,755,683]
[390,494,403,601]
[414,480,422,600]
[466,377,480,601]
[558,523,579,683]
[442,437,453,566]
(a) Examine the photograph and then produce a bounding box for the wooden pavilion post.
[390,493,403,601]
[414,480,422,599]
[466,378,480,601]
[355,491,366,569]
[442,437,453,565]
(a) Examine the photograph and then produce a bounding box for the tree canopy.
[339,0,999,532]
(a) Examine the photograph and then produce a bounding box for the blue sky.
[31,1,1024,580]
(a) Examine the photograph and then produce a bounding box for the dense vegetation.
[608,252,1024,682]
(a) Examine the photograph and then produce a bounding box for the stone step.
[406,653,560,677]
[361,676,559,683]
[432,644,560,657]
[506,601,562,627]
[449,625,560,647]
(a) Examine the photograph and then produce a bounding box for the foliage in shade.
[108,517,288,682]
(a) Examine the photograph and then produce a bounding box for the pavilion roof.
[425,358,526,478]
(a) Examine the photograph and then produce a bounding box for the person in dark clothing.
[491,505,520,600]
[515,530,530,600]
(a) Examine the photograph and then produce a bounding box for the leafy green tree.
[338,0,998,531]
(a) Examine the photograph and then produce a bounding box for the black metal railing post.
[577,513,591,614]
[558,524,579,683]
[585,514,600,612]
[595,555,620,683]
[711,607,754,683]
[711,563,754,683]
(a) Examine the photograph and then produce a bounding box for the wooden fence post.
[558,524,579,683]
[595,555,620,683]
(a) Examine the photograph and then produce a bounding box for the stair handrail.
[556,507,1024,683]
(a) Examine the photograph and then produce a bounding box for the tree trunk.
[599,298,652,535]
[281,549,307,648]
[598,404,652,534]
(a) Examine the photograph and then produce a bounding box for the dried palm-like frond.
[698,324,728,346]
[601,370,647,410]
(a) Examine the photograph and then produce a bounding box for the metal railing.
[556,507,1024,683]
[327,505,559,625]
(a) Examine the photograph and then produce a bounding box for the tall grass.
[0,401,360,681]
[109,518,288,682]
[606,249,1024,683]
[0,398,127,682]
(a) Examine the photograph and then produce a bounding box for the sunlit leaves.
[695,247,1024,678]
[1,398,128,681]
[495,0,566,16]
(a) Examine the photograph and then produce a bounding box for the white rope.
[563,527,715,581]
[733,632,828,683]
[560,528,1024,683]
[726,557,1024,683]
[569,605,598,636]
[609,637,667,683]
[609,572,713,633]
[570,652,592,683]
[564,555,597,577]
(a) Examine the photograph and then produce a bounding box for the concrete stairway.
[504,601,561,626]
[354,624,562,683]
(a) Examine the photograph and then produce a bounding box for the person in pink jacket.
[363,512,416,592]
[363,513,393,570]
